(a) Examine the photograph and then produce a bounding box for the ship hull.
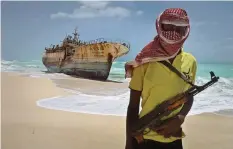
[44,62,112,80]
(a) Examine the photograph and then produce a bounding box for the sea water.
[1,59,233,117]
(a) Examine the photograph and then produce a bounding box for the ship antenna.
[73,27,79,42]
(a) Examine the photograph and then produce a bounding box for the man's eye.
[176,27,187,35]
[162,24,175,31]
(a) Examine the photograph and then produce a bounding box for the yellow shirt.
[129,51,197,143]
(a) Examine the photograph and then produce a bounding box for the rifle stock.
[131,71,219,143]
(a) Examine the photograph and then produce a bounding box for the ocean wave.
[112,61,126,65]
[1,59,46,72]
[37,76,233,116]
[1,60,14,65]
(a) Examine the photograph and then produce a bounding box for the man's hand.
[153,95,193,138]
[154,115,185,138]
[125,89,141,149]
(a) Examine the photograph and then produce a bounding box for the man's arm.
[177,96,194,122]
[125,65,147,149]
[125,89,141,147]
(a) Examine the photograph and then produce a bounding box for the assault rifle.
[131,71,219,143]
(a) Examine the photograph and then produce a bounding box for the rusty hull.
[42,42,130,80]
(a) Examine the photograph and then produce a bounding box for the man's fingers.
[158,129,172,137]
[164,133,172,138]
[154,125,168,131]
[156,127,171,135]
[156,129,165,134]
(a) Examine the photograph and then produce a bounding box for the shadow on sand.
[41,71,124,83]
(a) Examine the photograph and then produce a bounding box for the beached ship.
[42,28,130,80]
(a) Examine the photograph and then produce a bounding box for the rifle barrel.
[189,75,219,96]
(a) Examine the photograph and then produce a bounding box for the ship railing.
[45,38,130,51]
[85,38,130,49]
[44,46,65,53]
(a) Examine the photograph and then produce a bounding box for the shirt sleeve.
[129,64,147,91]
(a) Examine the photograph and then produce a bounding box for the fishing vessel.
[42,28,130,80]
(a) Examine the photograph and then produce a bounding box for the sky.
[1,1,233,63]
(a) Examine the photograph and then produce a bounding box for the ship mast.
[72,27,79,42]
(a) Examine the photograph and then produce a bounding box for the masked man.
[125,8,197,149]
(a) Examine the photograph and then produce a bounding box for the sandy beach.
[1,72,233,149]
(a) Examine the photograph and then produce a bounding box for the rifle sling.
[158,61,195,87]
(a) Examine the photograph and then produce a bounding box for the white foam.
[37,93,129,116]
[29,73,71,80]
[37,77,233,116]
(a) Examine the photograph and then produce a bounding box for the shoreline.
[3,71,233,117]
[212,109,233,118]
[37,96,233,118]
[2,72,233,149]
